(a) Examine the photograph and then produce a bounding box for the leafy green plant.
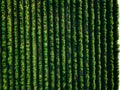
[65,0,72,89]
[41,0,49,89]
[76,0,83,89]
[59,0,66,89]
[100,0,107,90]
[82,0,89,89]
[113,0,119,90]
[71,0,77,89]
[1,0,8,89]
[94,0,101,89]
[88,0,95,89]
[106,0,114,89]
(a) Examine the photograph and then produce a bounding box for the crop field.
[0,0,119,90]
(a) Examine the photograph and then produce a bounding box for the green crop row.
[88,0,95,89]
[94,0,101,90]
[76,0,83,89]
[59,0,66,89]
[100,0,107,90]
[100,0,108,90]
[113,0,119,90]
[71,0,77,89]
[53,0,60,90]
[106,0,114,90]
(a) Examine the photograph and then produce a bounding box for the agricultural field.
[0,0,119,90]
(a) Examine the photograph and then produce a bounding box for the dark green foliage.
[23,0,26,89]
[82,0,89,89]
[6,0,13,89]
[53,0,60,89]
[76,0,84,89]
[31,1,37,89]
[94,0,101,90]
[100,0,107,90]
[70,0,78,90]
[14,0,20,89]
[0,0,119,90]
[65,0,72,89]
[113,0,119,90]
[88,0,96,89]
[41,0,49,90]
[106,0,114,90]
[19,0,25,89]
[29,0,33,89]
[25,0,31,89]
[11,0,15,89]
[35,0,43,89]
[0,0,2,89]
[47,0,55,89]
[1,0,8,89]
[59,0,66,89]
[17,0,21,89]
